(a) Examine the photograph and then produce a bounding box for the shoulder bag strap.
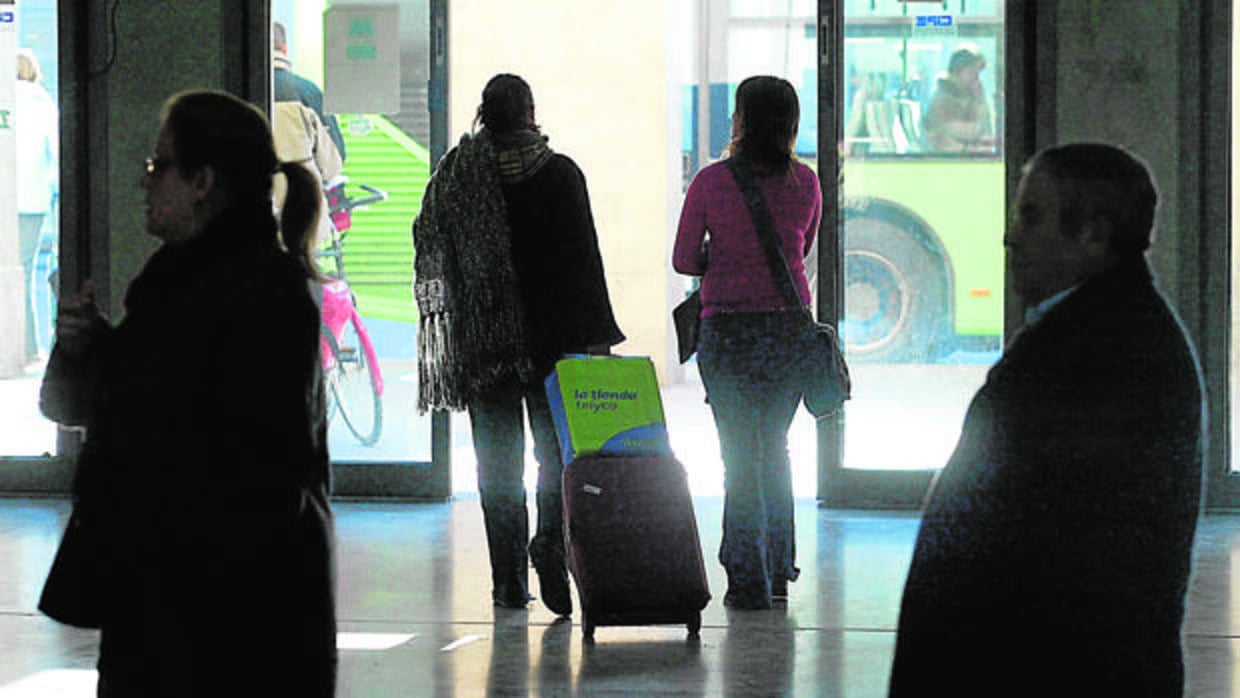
[724,157,803,310]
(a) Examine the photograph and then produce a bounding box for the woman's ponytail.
[277,161,324,280]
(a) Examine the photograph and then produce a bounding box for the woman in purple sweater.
[673,76,822,610]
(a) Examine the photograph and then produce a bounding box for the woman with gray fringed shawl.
[412,74,625,616]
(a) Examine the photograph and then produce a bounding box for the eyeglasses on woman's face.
[143,156,177,178]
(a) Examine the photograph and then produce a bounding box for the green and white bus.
[840,0,1004,362]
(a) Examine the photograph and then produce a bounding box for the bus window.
[838,1,1005,471]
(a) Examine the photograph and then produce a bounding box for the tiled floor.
[2,496,1240,696]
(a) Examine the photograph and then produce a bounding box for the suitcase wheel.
[582,611,595,643]
[687,612,701,637]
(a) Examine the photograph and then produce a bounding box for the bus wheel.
[842,213,948,363]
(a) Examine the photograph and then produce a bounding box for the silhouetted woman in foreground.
[41,89,337,697]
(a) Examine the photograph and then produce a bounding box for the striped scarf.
[493,129,553,183]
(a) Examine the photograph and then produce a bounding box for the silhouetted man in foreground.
[890,143,1204,697]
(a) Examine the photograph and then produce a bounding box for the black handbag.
[38,505,104,628]
[673,289,702,364]
[725,157,851,417]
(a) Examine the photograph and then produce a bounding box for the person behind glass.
[16,48,59,365]
[272,74,343,249]
[40,90,337,697]
[922,45,994,154]
[273,21,346,161]
[889,144,1203,696]
[413,74,625,615]
[673,76,822,611]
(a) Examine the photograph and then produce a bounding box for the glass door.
[679,0,1006,505]
[0,0,452,498]
[0,0,62,474]
[275,0,449,498]
[821,0,1007,506]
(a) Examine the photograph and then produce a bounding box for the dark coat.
[501,153,625,378]
[889,257,1204,697]
[41,206,336,696]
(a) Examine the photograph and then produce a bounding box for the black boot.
[529,540,572,616]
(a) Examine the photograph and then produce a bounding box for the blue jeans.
[468,382,565,604]
[18,213,43,361]
[698,311,805,602]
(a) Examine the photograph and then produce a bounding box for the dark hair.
[475,73,535,133]
[948,46,985,75]
[1024,142,1158,255]
[160,89,321,279]
[729,76,800,175]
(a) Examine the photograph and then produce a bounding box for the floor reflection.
[5,499,1240,696]
[723,610,793,697]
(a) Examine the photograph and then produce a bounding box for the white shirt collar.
[1024,284,1079,326]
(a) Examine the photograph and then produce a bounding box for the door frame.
[1201,0,1236,509]
[816,0,1037,509]
[308,0,453,500]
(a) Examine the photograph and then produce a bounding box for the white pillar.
[450,0,683,383]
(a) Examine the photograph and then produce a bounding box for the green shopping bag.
[544,355,672,463]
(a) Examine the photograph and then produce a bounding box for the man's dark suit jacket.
[889,256,1204,697]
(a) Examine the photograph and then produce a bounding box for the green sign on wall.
[324,4,400,114]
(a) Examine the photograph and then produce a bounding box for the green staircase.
[337,114,431,324]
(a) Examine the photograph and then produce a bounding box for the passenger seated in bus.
[922,45,995,154]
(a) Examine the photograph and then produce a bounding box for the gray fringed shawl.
[412,131,535,412]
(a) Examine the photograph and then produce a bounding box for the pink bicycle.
[319,179,386,446]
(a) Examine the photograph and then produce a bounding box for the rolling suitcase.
[562,454,711,641]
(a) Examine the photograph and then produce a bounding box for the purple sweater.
[673,160,821,317]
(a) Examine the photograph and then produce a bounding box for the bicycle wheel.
[322,315,383,446]
[321,326,340,424]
